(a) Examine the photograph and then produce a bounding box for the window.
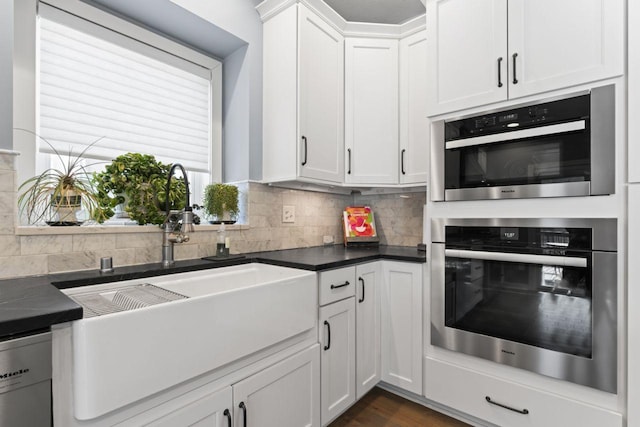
[21,1,222,220]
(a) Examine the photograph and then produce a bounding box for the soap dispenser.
[216,223,227,257]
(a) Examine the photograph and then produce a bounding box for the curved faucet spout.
[165,163,190,214]
[162,163,194,267]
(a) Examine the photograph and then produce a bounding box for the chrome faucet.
[162,164,195,267]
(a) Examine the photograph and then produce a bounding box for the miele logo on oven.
[501,189,516,193]
[0,368,29,379]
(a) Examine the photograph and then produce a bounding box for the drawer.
[424,357,622,427]
[319,266,356,306]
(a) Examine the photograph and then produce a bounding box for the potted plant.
[93,153,186,225]
[17,137,104,225]
[203,183,239,223]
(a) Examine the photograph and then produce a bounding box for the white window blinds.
[38,12,212,173]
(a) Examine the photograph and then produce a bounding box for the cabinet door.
[629,186,640,427]
[135,386,232,427]
[299,5,344,184]
[381,262,423,395]
[319,298,356,425]
[399,30,428,184]
[232,345,320,427]
[631,0,640,184]
[507,0,623,99]
[426,0,508,115]
[344,38,399,185]
[355,262,381,399]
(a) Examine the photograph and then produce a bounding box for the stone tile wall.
[0,152,425,279]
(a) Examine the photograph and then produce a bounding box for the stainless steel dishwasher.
[0,331,52,426]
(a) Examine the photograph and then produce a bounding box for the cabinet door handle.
[347,148,352,175]
[497,57,503,88]
[301,136,308,166]
[485,396,529,415]
[358,277,365,303]
[323,320,331,351]
[239,401,247,427]
[330,281,350,290]
[223,409,232,427]
[512,53,519,84]
[401,149,406,175]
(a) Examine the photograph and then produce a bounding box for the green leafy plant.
[93,153,186,225]
[17,133,105,225]
[203,183,239,222]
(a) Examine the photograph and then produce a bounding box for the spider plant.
[17,132,105,224]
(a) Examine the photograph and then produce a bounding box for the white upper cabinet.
[426,0,623,116]
[345,38,399,185]
[426,0,508,115]
[260,0,427,191]
[262,4,344,184]
[299,6,345,183]
[399,30,428,184]
[507,0,623,99]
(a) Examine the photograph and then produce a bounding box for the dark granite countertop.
[250,245,426,271]
[0,245,425,339]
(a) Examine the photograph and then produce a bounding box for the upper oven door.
[444,120,591,200]
[430,84,615,201]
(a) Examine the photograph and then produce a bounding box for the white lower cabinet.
[318,261,423,424]
[233,344,320,427]
[319,297,356,425]
[144,386,232,427]
[126,345,320,427]
[424,357,622,427]
[355,262,381,399]
[381,261,423,395]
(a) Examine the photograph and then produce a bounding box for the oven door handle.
[445,249,587,268]
[444,119,586,150]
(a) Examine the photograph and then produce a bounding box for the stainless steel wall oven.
[431,218,617,393]
[431,85,615,201]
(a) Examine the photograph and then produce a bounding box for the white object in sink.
[63,263,316,420]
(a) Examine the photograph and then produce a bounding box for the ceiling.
[323,0,426,25]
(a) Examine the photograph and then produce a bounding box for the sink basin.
[61,263,317,420]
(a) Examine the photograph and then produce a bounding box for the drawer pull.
[485,396,529,415]
[223,409,232,427]
[330,281,350,290]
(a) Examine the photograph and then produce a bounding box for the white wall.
[0,0,13,150]
[168,0,264,182]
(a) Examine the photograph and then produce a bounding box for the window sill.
[15,223,249,236]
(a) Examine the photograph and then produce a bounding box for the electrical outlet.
[283,205,295,223]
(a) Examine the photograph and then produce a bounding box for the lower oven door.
[431,243,618,393]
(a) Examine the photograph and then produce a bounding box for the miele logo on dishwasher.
[0,368,29,379]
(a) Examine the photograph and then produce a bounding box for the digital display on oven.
[499,113,518,122]
[499,227,519,240]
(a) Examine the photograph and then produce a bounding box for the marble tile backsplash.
[0,152,425,279]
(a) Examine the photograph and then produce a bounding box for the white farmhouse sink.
[63,263,316,420]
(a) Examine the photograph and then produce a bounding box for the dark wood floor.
[329,387,470,427]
